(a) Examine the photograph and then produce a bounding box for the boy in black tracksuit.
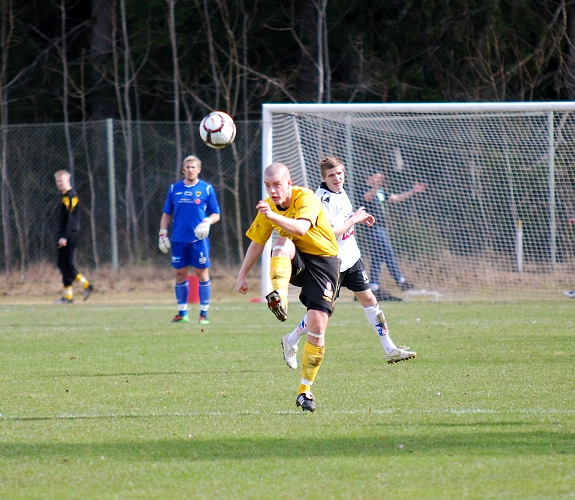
[54,170,93,303]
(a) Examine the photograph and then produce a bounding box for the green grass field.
[1,295,574,499]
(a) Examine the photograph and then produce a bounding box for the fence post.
[548,111,556,269]
[107,118,119,271]
[515,219,523,272]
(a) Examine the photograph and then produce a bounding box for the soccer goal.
[260,102,575,301]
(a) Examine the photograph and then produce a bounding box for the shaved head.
[264,162,291,181]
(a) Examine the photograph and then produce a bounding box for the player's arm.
[388,182,428,203]
[158,213,172,253]
[160,212,172,231]
[205,213,220,225]
[330,207,375,237]
[257,200,311,236]
[236,241,266,294]
[194,186,221,239]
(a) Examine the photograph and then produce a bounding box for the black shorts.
[290,249,340,316]
[338,258,371,295]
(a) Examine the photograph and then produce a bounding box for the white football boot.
[386,347,417,364]
[281,334,298,370]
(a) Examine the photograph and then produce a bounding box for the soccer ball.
[199,111,236,149]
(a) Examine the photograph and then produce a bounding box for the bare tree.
[0,0,12,273]
[167,0,182,178]
[285,0,331,102]
[77,51,100,269]
[564,2,575,100]
[59,0,76,180]
[198,0,228,265]
[313,0,329,102]
[0,0,23,274]
[111,0,140,261]
[132,55,150,259]
[90,0,114,119]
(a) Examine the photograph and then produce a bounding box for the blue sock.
[175,281,189,316]
[199,279,211,316]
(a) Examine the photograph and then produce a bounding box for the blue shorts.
[171,240,211,269]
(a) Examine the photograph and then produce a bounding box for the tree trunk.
[567,5,575,100]
[61,0,76,180]
[120,0,138,260]
[132,61,149,259]
[168,0,182,178]
[80,52,100,269]
[1,0,12,273]
[90,0,115,119]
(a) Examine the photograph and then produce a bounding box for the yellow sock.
[63,286,73,300]
[74,273,90,289]
[270,255,291,302]
[298,341,325,394]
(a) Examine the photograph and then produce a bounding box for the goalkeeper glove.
[158,229,171,253]
[194,219,211,240]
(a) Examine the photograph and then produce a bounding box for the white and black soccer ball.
[199,111,236,149]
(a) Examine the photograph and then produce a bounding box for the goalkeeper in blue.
[159,155,221,324]
[280,156,416,368]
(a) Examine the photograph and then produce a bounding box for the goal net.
[260,103,575,301]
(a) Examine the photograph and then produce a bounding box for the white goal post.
[260,102,575,301]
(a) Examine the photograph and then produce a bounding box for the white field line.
[3,408,575,420]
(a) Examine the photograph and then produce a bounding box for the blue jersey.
[162,179,221,243]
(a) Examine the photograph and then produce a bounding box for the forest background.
[2,0,575,294]
[2,0,575,125]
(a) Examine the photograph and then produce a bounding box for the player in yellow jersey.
[236,163,340,412]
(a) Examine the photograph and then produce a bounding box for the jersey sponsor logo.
[184,191,193,196]
[341,227,354,241]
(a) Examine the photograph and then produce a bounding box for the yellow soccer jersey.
[246,186,338,256]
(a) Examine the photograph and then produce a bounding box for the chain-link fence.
[0,119,262,273]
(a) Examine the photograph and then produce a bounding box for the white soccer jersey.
[316,183,361,271]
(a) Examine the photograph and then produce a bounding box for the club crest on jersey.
[195,191,202,197]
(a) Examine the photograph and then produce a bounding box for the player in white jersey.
[280,156,417,368]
